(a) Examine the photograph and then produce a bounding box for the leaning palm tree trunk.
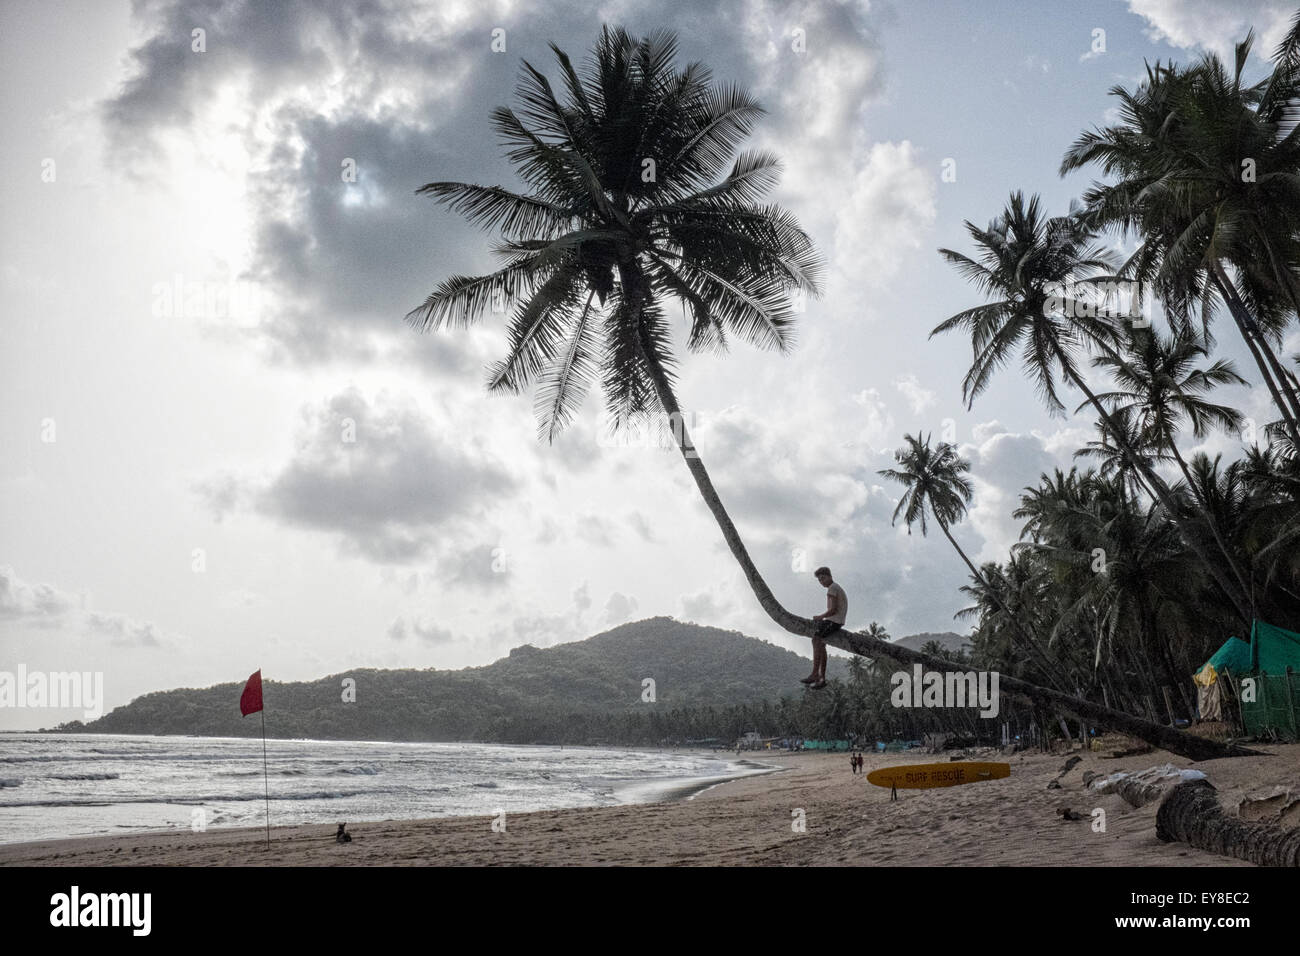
[1210,264,1300,446]
[639,342,1258,761]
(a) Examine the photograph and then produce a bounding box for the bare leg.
[802,639,823,683]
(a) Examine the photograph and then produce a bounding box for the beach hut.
[1197,620,1300,739]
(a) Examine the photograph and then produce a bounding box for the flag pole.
[260,707,270,850]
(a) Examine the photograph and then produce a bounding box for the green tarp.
[1231,620,1300,741]
[1249,620,1300,675]
[1243,673,1299,740]
[1202,636,1252,678]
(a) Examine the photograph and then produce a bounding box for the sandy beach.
[2,743,1295,866]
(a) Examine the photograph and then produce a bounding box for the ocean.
[0,733,773,845]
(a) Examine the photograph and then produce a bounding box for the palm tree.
[1090,327,1246,487]
[408,26,821,638]
[960,555,1050,674]
[1073,408,1165,501]
[1180,452,1300,620]
[852,621,890,672]
[1035,479,1203,717]
[1060,31,1300,444]
[932,191,1252,622]
[411,28,1251,762]
[1087,326,1254,598]
[881,433,1074,690]
[879,434,977,566]
[1013,467,1089,542]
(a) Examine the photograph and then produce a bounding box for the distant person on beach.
[802,566,847,690]
[850,754,858,774]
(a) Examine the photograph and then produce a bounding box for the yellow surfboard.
[867,761,1010,790]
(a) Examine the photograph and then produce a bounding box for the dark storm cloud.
[106,0,462,151]
[245,109,499,366]
[200,387,518,562]
[102,0,888,373]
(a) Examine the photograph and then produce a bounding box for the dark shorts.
[815,620,843,640]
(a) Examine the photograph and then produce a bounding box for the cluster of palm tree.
[408,25,1292,758]
[884,21,1300,726]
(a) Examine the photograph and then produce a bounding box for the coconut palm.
[1036,480,1202,717]
[1086,327,1254,597]
[880,433,1074,689]
[1089,327,1246,487]
[933,191,1252,622]
[957,552,1075,690]
[1013,467,1090,542]
[851,621,890,672]
[408,26,821,637]
[879,434,976,561]
[1060,30,1300,444]
[411,28,1252,761]
[1073,408,1165,501]
[1179,452,1300,618]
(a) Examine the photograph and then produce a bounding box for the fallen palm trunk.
[1157,779,1300,867]
[825,626,1261,761]
[1083,764,1207,807]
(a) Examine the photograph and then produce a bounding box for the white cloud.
[604,591,640,625]
[961,425,1068,563]
[1127,0,1296,61]
[831,141,938,296]
[894,374,938,416]
[0,565,81,621]
[387,616,456,645]
[851,387,898,450]
[0,567,172,648]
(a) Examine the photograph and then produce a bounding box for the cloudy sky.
[3,0,1297,728]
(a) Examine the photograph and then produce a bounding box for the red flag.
[240,670,263,716]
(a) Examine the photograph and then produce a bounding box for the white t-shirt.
[825,582,848,624]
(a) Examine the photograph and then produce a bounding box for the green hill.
[59,617,964,744]
[64,617,834,741]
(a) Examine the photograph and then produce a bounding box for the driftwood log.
[1156,780,1300,867]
